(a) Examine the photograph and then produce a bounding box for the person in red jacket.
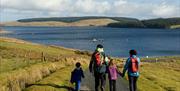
[122,50,140,91]
[89,44,107,91]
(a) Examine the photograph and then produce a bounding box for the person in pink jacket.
[108,59,121,91]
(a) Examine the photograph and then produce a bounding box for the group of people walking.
[70,44,140,91]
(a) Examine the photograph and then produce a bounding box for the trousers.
[128,75,138,91]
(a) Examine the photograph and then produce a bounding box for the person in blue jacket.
[71,62,85,91]
[122,50,140,91]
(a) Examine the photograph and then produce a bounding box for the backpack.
[93,52,106,73]
[99,63,107,73]
[130,57,138,72]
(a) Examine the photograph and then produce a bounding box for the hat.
[96,44,103,48]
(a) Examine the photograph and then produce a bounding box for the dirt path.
[24,68,129,91]
[80,70,129,91]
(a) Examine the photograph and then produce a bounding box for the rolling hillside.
[2,19,118,27]
[142,17,180,29]
[0,37,179,91]
[107,17,180,29]
[1,16,180,29]
[0,16,141,27]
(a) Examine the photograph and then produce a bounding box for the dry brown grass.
[0,37,90,91]
[0,37,35,45]
[170,25,180,29]
[117,56,180,91]
[0,29,11,34]
[0,57,89,91]
[0,62,64,91]
[1,18,118,27]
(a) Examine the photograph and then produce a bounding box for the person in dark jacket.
[71,62,85,91]
[122,50,140,91]
[89,44,107,91]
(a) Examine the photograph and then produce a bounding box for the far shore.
[1,17,179,29]
[0,29,12,34]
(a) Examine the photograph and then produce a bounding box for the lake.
[1,26,180,57]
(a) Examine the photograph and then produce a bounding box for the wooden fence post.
[41,52,44,61]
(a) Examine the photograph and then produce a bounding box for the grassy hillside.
[0,29,11,34]
[2,19,118,27]
[1,16,142,27]
[142,17,180,29]
[138,56,180,91]
[115,56,180,91]
[0,37,179,91]
[2,16,179,29]
[107,17,180,29]
[17,16,138,23]
[170,24,180,29]
[107,21,145,28]
[0,37,90,91]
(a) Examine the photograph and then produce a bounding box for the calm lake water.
[1,26,180,57]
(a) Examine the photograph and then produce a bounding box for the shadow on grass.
[26,83,74,91]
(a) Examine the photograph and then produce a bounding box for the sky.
[0,0,180,22]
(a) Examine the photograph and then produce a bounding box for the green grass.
[170,25,180,29]
[24,64,88,91]
[137,57,180,91]
[0,38,89,73]
[1,37,180,91]
[0,40,75,56]
[24,66,74,91]
[0,38,90,91]
[0,58,41,73]
[117,56,180,91]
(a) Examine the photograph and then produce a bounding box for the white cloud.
[111,0,154,18]
[152,3,179,18]
[73,0,111,14]
[0,0,179,21]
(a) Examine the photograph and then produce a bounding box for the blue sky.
[0,0,179,22]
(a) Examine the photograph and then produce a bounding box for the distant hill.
[1,16,180,29]
[141,17,180,29]
[17,16,139,23]
[107,17,180,29]
[107,20,145,28]
[1,16,142,27]
[2,19,118,27]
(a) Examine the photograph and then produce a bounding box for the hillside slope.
[1,16,141,27]
[2,17,180,29]
[0,37,179,91]
[2,19,118,27]
[0,37,90,91]
[0,37,129,91]
[142,17,180,29]
[107,17,180,29]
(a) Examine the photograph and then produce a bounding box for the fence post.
[41,52,44,61]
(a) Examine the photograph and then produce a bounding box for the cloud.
[111,0,179,18]
[1,0,70,11]
[0,0,179,21]
[152,3,179,17]
[67,0,111,15]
